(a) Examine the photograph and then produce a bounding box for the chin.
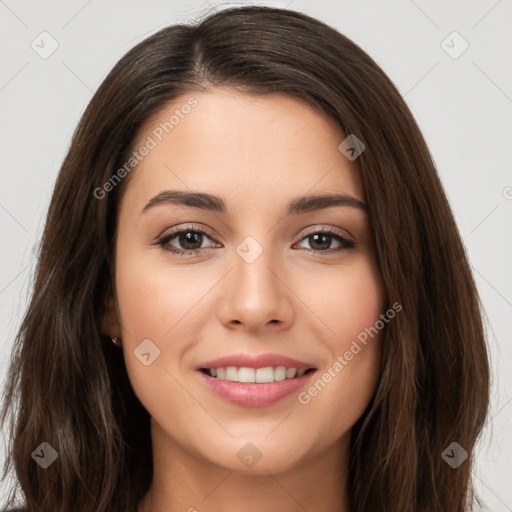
[193,433,316,475]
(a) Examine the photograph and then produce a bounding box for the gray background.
[1,0,511,509]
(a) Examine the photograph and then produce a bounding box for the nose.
[216,242,295,333]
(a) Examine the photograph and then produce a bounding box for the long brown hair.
[1,5,490,512]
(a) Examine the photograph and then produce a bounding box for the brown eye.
[296,228,356,254]
[157,225,219,256]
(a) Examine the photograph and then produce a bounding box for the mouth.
[195,353,318,407]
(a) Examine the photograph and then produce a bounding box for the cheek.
[112,246,189,401]
[114,246,204,339]
[305,254,385,345]
[295,257,385,425]
[112,245,229,419]
[335,266,385,338]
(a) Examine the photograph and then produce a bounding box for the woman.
[0,5,490,512]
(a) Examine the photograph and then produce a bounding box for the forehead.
[122,88,364,213]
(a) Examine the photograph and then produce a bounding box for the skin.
[103,88,385,512]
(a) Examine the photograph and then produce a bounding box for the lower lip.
[197,370,316,407]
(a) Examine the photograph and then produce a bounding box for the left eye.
[296,231,355,252]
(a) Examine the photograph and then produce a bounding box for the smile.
[197,366,317,407]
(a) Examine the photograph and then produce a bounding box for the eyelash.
[155,224,356,257]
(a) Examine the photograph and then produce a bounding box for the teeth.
[225,366,238,381]
[206,366,312,382]
[274,366,287,381]
[286,368,297,379]
[256,367,274,383]
[238,367,255,382]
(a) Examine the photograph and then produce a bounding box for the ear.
[102,288,122,339]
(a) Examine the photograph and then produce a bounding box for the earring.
[112,337,121,346]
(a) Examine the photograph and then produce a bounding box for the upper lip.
[197,352,316,370]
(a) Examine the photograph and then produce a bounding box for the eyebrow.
[141,190,367,216]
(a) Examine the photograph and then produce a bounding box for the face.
[105,88,385,474]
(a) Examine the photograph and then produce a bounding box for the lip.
[196,352,315,371]
[197,368,317,407]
